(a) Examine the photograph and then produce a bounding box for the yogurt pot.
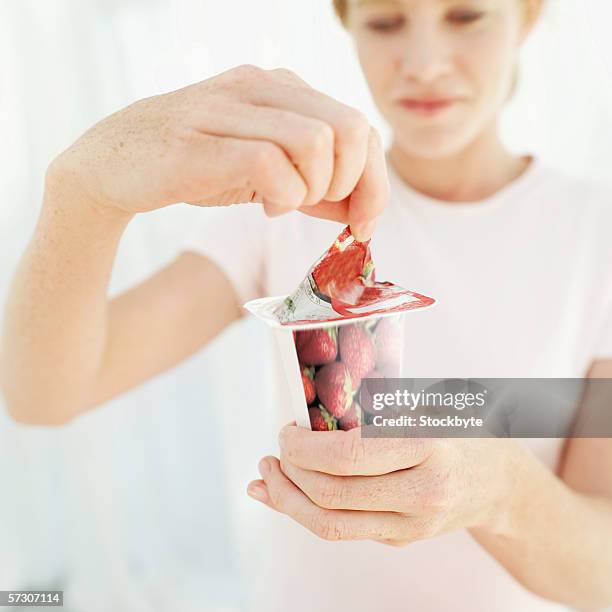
[244,227,436,431]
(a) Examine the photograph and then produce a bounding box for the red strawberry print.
[315,362,353,419]
[338,400,362,431]
[295,328,338,366]
[301,366,316,405]
[309,405,337,431]
[310,227,374,305]
[338,323,376,388]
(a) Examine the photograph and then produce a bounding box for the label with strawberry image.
[273,226,435,326]
[296,316,403,431]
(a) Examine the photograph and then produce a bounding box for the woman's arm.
[0,170,241,424]
[472,359,612,610]
[470,435,612,610]
[0,65,387,425]
[490,358,612,609]
[472,360,612,610]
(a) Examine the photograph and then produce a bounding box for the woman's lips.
[397,98,458,116]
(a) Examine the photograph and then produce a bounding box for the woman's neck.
[388,120,531,203]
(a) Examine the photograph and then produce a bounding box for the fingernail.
[247,482,269,503]
[258,458,270,477]
[352,220,377,242]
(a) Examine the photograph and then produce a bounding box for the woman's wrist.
[44,154,135,228]
[472,439,540,539]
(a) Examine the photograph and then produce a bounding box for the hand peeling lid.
[245,226,436,329]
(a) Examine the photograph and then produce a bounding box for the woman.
[2,0,612,610]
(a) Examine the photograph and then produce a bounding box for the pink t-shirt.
[185,156,612,611]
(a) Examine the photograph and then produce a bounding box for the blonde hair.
[332,0,543,26]
[333,0,348,24]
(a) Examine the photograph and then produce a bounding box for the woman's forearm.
[471,445,612,611]
[0,165,132,424]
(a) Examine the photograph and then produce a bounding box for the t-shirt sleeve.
[181,204,268,305]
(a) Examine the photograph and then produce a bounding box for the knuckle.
[248,142,304,208]
[336,432,365,474]
[312,478,344,509]
[268,67,299,81]
[249,141,281,174]
[301,121,334,157]
[312,512,345,541]
[336,109,370,145]
[230,64,264,82]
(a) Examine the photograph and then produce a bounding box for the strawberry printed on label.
[314,361,354,419]
[301,366,316,405]
[338,400,362,431]
[310,228,375,305]
[272,227,435,326]
[309,405,338,431]
[338,323,376,388]
[296,328,338,365]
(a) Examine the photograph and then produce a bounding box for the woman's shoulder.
[534,159,612,218]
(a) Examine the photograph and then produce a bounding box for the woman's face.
[347,0,534,158]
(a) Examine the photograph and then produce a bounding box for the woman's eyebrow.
[353,0,458,7]
[353,0,403,8]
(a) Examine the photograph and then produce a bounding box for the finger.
[298,198,349,224]
[281,458,427,513]
[188,99,335,207]
[346,127,389,241]
[234,139,308,213]
[266,66,311,88]
[278,424,434,476]
[246,72,371,203]
[180,133,308,211]
[258,456,410,541]
[293,130,389,237]
[246,479,271,504]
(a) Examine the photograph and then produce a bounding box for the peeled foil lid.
[245,226,436,329]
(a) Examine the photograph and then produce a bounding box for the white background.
[0,1,611,610]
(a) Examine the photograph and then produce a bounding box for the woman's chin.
[392,129,473,160]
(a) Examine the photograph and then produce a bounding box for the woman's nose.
[398,28,453,84]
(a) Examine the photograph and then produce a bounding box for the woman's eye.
[448,11,484,25]
[366,15,405,33]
